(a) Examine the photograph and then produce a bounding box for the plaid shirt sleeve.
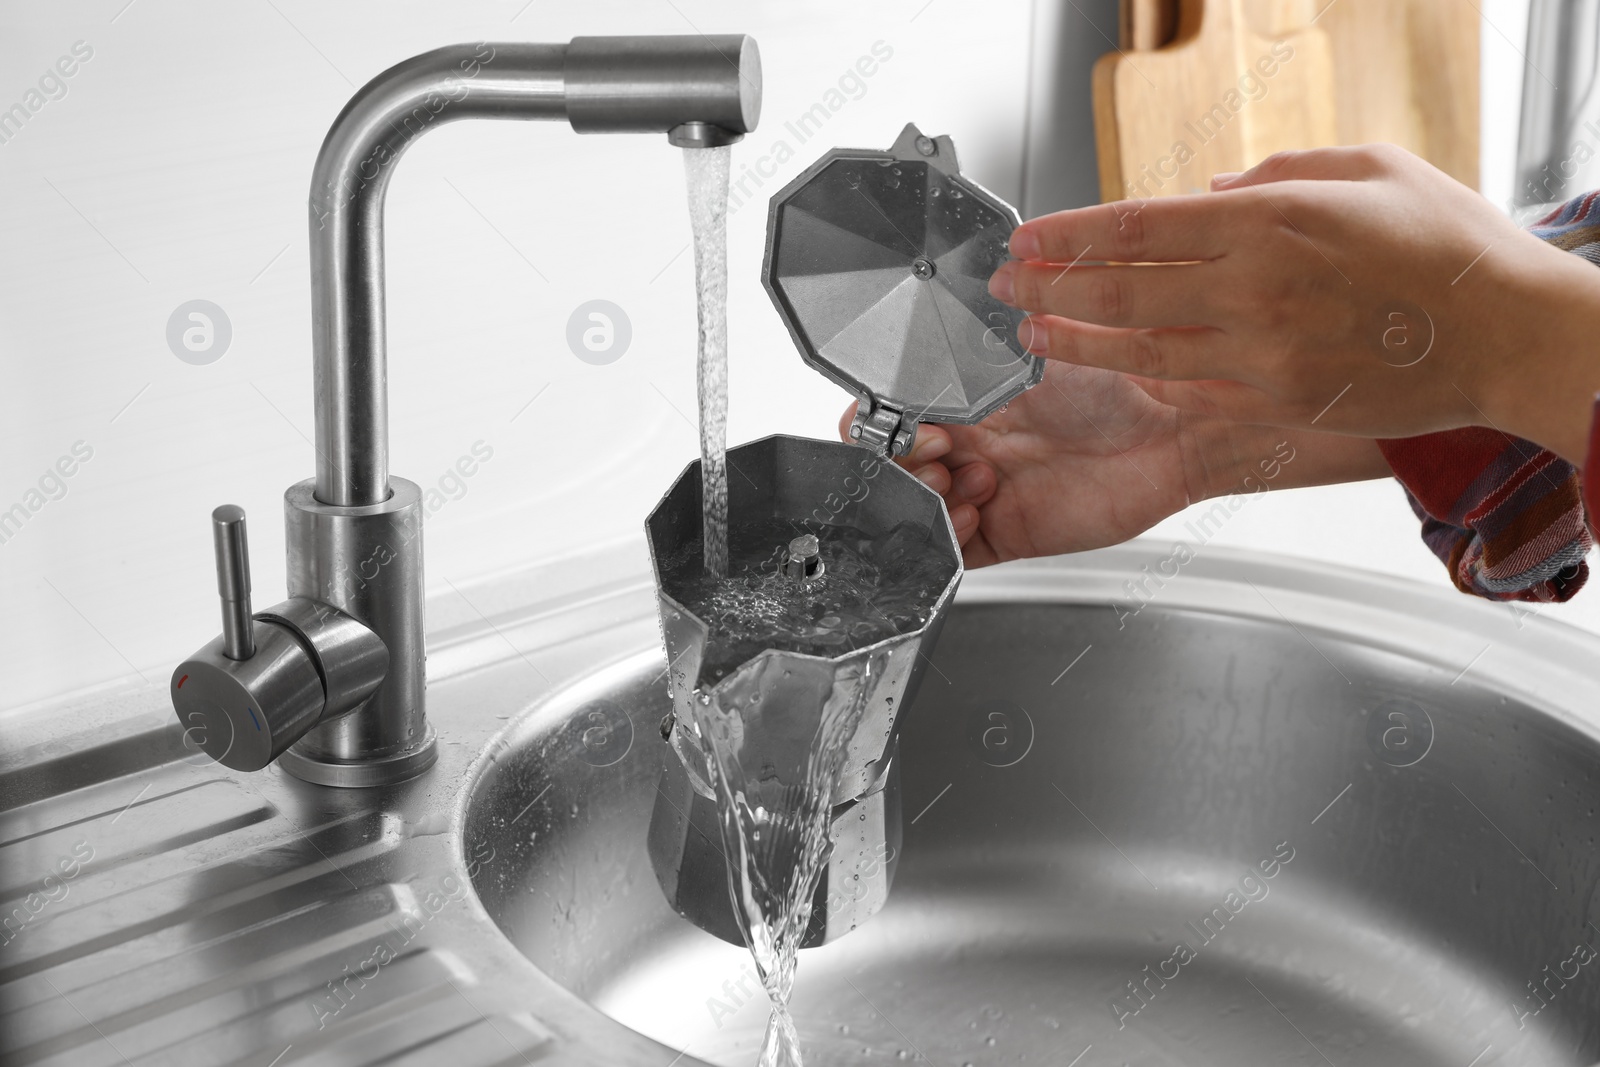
[1375,192,1600,603]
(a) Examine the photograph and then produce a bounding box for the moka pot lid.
[761,122,1043,456]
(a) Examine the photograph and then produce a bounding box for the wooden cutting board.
[1246,0,1478,189]
[1101,0,1480,201]
[1121,0,1180,50]
[1092,0,1340,203]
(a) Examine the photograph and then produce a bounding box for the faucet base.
[278,727,437,787]
[284,478,428,782]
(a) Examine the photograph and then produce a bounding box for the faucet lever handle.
[211,505,254,660]
[174,506,389,773]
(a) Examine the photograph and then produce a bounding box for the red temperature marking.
[177,674,189,688]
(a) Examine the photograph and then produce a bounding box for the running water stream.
[676,143,955,1066]
[684,145,731,579]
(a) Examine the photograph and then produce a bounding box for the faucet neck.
[308,37,760,507]
[309,43,563,507]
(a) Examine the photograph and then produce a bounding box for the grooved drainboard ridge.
[2,885,419,1058]
[7,942,539,1067]
[0,779,274,900]
[0,791,400,986]
[0,790,538,1066]
[0,768,231,849]
[4,879,406,1014]
[0,708,183,813]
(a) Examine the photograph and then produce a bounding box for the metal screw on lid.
[781,534,824,582]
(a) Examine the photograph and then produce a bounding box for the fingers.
[899,459,992,565]
[1212,145,1399,190]
[1009,195,1246,265]
[835,408,988,544]
[948,503,983,553]
[948,461,995,505]
[1010,148,1401,268]
[900,455,996,551]
[911,463,951,495]
[1018,315,1232,382]
[992,261,1218,328]
[903,458,996,504]
[904,426,951,466]
[834,403,988,559]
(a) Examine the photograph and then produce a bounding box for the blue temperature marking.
[248,708,262,731]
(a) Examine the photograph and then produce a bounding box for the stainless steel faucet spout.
[310,37,760,508]
[165,35,761,788]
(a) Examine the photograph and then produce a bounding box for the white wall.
[0,1,1034,710]
[3,0,1593,715]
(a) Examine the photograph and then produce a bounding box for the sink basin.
[9,543,1595,1066]
[466,549,1600,1067]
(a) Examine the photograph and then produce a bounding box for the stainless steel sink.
[6,544,1600,1066]
[465,548,1600,1067]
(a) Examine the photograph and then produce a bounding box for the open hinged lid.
[762,122,1043,457]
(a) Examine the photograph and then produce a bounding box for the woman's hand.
[839,362,1390,568]
[989,144,1600,464]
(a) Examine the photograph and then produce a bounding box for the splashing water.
[663,520,956,1065]
[684,145,731,578]
[698,651,874,1006]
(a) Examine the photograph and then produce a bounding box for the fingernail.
[956,466,988,499]
[1010,228,1041,260]
[988,265,1016,305]
[915,466,943,488]
[1211,171,1241,187]
[1021,316,1048,354]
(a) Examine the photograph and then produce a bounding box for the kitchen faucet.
[171,37,761,787]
